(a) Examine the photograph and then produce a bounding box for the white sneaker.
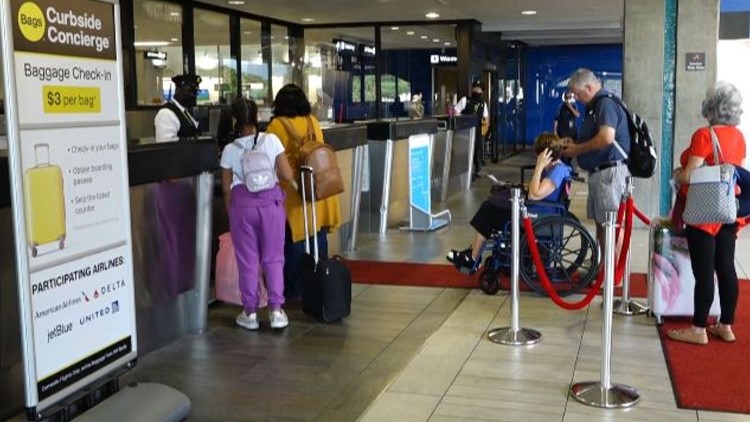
[236,311,259,331]
[269,309,289,329]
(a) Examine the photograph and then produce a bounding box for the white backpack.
[236,134,276,193]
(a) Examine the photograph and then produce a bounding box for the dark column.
[230,15,241,98]
[456,21,476,99]
[289,25,305,88]
[181,2,195,75]
[120,0,137,107]
[374,25,383,120]
[262,21,272,103]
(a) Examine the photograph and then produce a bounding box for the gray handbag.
[682,127,737,225]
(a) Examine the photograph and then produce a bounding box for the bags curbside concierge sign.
[13,0,115,60]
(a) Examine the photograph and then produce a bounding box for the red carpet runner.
[345,260,648,298]
[659,281,750,414]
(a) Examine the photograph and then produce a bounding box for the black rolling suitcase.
[300,166,351,322]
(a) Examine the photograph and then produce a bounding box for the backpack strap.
[591,93,629,161]
[278,117,304,146]
[304,115,316,144]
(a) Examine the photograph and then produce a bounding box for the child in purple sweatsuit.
[220,98,296,330]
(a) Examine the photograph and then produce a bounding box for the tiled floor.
[355,153,750,422]
[125,152,750,421]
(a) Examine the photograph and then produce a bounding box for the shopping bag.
[215,232,268,307]
[682,127,737,225]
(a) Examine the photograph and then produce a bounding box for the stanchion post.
[613,176,649,316]
[487,188,542,346]
[570,211,640,408]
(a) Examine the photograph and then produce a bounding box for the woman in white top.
[220,98,295,330]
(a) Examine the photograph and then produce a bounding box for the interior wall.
[524,44,624,143]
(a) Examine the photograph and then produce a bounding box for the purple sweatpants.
[229,184,286,313]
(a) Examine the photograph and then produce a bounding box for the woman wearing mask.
[266,84,342,299]
[455,81,489,180]
[220,97,296,330]
[668,82,746,345]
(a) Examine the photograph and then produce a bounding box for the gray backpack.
[236,133,276,193]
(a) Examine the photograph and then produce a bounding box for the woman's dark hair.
[272,84,312,118]
[231,96,259,137]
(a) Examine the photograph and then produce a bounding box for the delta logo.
[82,280,126,303]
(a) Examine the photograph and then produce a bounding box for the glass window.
[194,9,233,105]
[304,27,375,122]
[240,19,269,110]
[381,25,457,118]
[303,33,336,123]
[133,0,183,105]
[271,24,292,100]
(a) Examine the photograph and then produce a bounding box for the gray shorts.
[587,164,630,224]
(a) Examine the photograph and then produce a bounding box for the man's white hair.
[568,68,600,90]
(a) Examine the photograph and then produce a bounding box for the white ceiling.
[201,0,625,47]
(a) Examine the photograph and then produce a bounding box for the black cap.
[172,74,202,88]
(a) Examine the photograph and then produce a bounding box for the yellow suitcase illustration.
[24,143,66,257]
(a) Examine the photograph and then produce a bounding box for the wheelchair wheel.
[479,268,500,295]
[519,216,599,297]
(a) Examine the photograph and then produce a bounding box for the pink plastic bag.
[215,232,268,307]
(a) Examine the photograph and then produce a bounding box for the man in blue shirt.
[562,68,630,248]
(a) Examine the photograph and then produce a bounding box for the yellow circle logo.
[18,2,45,43]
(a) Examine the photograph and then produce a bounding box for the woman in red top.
[668,82,746,345]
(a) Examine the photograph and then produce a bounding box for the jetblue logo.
[47,322,72,343]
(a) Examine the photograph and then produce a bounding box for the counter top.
[363,119,439,141]
[434,114,478,131]
[0,138,220,209]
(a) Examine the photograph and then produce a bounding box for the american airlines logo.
[35,296,83,319]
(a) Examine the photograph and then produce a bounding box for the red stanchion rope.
[522,198,633,310]
[632,204,651,226]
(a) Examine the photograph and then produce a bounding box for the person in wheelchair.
[447,132,572,270]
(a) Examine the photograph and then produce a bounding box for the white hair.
[568,68,601,90]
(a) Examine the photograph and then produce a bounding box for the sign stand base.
[400,209,451,232]
[75,383,191,422]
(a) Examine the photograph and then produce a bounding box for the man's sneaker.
[269,309,289,329]
[236,311,259,331]
[446,247,476,270]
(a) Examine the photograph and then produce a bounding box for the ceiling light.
[301,17,315,22]
[432,39,440,42]
[227,0,245,4]
[444,42,450,46]
[170,37,179,42]
[425,12,440,19]
[420,35,428,39]
[134,41,170,47]
[521,10,537,15]
[391,26,399,30]
[169,12,180,17]
[406,31,415,35]
[243,31,252,35]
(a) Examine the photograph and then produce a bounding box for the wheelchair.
[461,180,600,297]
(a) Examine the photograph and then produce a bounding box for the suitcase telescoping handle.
[300,165,319,264]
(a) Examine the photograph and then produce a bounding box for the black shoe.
[446,247,475,269]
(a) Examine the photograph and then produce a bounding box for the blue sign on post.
[402,134,451,231]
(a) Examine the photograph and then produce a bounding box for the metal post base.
[570,382,640,409]
[612,299,650,316]
[487,327,541,346]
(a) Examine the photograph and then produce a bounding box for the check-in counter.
[445,115,478,199]
[320,124,367,253]
[0,139,218,420]
[360,119,440,234]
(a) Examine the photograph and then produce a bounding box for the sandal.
[707,324,736,343]
[667,328,708,345]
